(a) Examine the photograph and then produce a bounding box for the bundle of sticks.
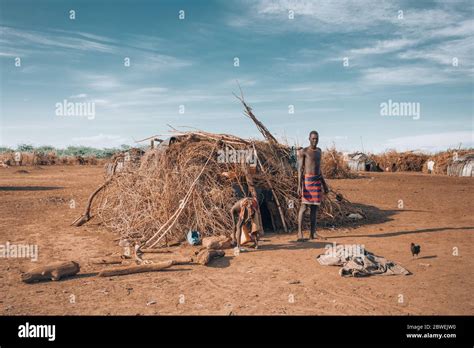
[372,150,428,172]
[322,147,355,179]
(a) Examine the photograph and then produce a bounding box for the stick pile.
[76,97,365,246]
[322,147,355,179]
[91,132,363,246]
[372,150,428,172]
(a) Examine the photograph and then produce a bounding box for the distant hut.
[347,152,379,172]
[105,147,145,176]
[447,154,474,177]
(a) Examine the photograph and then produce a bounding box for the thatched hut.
[105,147,145,176]
[422,149,472,175]
[73,98,365,247]
[447,154,474,177]
[347,152,379,172]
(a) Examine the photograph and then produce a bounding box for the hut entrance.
[232,184,280,233]
[258,188,283,233]
[259,197,274,232]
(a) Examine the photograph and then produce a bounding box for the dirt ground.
[0,165,473,315]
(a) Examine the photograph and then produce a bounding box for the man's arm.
[321,175,329,194]
[319,148,329,194]
[297,148,304,197]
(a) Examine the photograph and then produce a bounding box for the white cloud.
[0,51,18,57]
[350,39,418,55]
[398,37,474,68]
[83,74,123,91]
[361,66,454,86]
[428,19,474,39]
[223,78,257,87]
[137,53,192,71]
[228,0,473,80]
[252,0,397,32]
[69,93,88,99]
[384,131,473,152]
[0,26,116,53]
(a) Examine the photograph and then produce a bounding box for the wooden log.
[89,256,124,265]
[71,177,114,227]
[97,257,193,278]
[194,249,225,266]
[202,236,232,250]
[171,257,193,265]
[21,261,80,283]
[98,260,173,277]
[234,92,279,145]
[140,248,172,254]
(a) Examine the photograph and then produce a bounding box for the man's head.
[309,130,319,148]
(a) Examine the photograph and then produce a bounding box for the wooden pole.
[252,144,288,233]
[243,166,264,235]
[71,177,113,227]
[97,258,191,277]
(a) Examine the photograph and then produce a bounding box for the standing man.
[297,130,329,241]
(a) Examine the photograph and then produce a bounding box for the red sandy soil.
[0,165,473,315]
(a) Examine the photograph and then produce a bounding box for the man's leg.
[309,205,318,239]
[230,211,237,246]
[251,233,259,249]
[297,203,307,241]
[230,201,241,246]
[235,218,243,249]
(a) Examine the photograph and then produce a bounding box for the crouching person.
[230,197,262,251]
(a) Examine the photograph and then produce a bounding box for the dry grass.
[322,147,355,179]
[0,152,105,166]
[372,150,428,172]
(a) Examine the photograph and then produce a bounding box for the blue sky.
[0,0,473,153]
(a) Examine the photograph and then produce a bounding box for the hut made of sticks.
[72,97,365,247]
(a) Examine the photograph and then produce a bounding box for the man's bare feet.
[296,238,307,242]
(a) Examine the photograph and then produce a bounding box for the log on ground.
[97,258,192,277]
[194,249,225,265]
[21,261,80,283]
[202,236,232,250]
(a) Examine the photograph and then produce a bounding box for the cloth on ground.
[316,247,410,277]
[302,173,322,205]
